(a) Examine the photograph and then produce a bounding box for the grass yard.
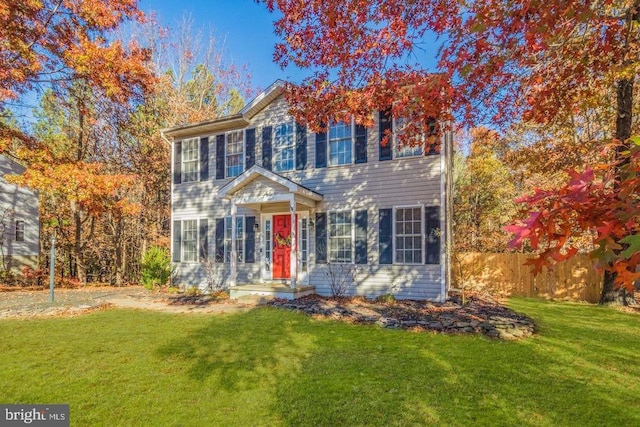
[1,299,639,426]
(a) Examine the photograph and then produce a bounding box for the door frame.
[260,211,309,285]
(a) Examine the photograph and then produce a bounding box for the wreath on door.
[274,232,292,247]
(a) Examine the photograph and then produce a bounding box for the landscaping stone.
[269,292,536,340]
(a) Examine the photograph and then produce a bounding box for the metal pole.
[49,231,55,303]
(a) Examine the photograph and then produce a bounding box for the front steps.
[229,283,316,301]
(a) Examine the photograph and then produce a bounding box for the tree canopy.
[264,0,640,302]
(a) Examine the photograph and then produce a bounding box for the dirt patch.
[0,286,253,318]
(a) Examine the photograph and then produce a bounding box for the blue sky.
[139,0,440,91]
[140,0,304,91]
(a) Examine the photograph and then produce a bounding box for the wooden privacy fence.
[452,252,603,303]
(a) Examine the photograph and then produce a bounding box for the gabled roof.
[160,80,286,140]
[218,165,322,203]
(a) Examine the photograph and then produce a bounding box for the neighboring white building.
[162,81,452,301]
[0,154,40,272]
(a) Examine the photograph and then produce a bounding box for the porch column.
[289,195,297,289]
[230,201,237,287]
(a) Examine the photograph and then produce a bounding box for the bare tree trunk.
[73,207,87,284]
[601,77,635,305]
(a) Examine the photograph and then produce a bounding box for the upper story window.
[328,121,353,166]
[273,122,295,172]
[393,116,424,158]
[226,130,244,178]
[15,220,24,242]
[182,137,199,182]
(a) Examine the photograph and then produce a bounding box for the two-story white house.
[0,154,40,273]
[162,81,452,301]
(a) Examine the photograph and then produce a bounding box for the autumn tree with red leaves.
[0,0,154,148]
[0,0,155,284]
[264,0,640,304]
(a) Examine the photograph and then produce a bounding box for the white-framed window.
[226,130,244,178]
[394,206,423,264]
[328,211,353,263]
[273,122,295,172]
[182,219,198,263]
[224,216,244,263]
[264,219,271,272]
[328,120,353,166]
[182,137,199,182]
[15,220,24,242]
[393,116,424,158]
[300,217,309,272]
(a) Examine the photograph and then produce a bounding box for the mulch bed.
[268,292,536,340]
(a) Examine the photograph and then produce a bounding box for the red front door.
[272,214,295,280]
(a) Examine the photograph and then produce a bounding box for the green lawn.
[1,300,639,426]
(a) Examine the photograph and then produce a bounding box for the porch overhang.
[217,165,323,208]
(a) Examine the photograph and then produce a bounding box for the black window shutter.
[315,212,327,264]
[426,117,439,155]
[425,206,440,264]
[199,218,208,261]
[379,110,393,161]
[215,218,225,262]
[262,126,273,171]
[296,123,307,170]
[199,137,209,181]
[215,135,225,179]
[245,216,256,263]
[379,208,393,264]
[172,220,181,262]
[355,210,368,264]
[354,124,367,164]
[246,128,256,169]
[173,141,182,184]
[315,131,327,168]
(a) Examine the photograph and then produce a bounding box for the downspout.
[439,123,452,303]
[161,131,174,288]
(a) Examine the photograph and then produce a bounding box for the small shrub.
[0,269,17,286]
[324,263,358,298]
[140,246,173,290]
[184,286,201,296]
[375,294,396,304]
[21,266,45,287]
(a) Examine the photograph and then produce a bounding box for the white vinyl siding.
[394,116,424,158]
[395,206,423,264]
[224,216,244,263]
[226,131,244,178]
[182,219,198,262]
[182,138,199,182]
[328,121,352,166]
[329,211,352,263]
[273,122,295,172]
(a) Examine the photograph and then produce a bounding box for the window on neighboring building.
[393,116,424,158]
[182,138,199,182]
[182,219,198,262]
[15,220,24,242]
[273,122,295,172]
[395,207,422,264]
[328,121,352,166]
[328,211,352,263]
[224,216,244,263]
[226,130,244,178]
